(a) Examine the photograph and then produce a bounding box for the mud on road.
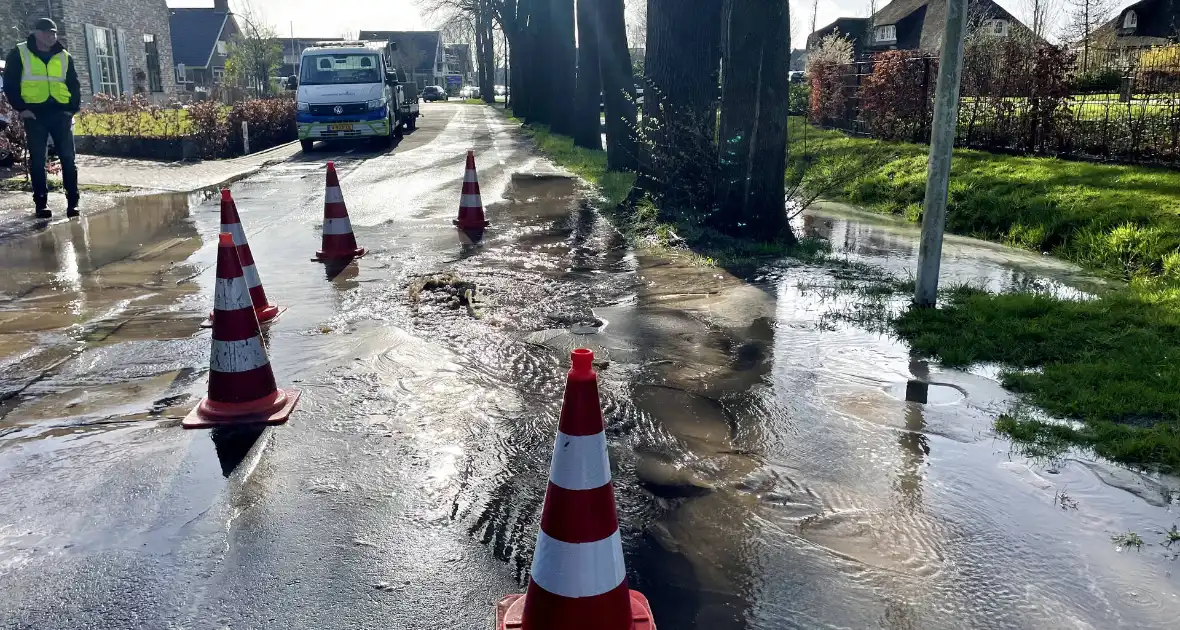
[2,103,1179,630]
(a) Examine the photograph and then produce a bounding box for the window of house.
[212,67,225,83]
[90,26,121,96]
[985,20,1009,36]
[143,34,163,92]
[875,25,896,42]
[1124,11,1138,29]
[217,40,228,55]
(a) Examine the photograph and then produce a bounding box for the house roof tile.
[168,8,229,69]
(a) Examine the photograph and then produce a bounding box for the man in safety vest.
[2,18,82,218]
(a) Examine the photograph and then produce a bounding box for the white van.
[290,41,420,152]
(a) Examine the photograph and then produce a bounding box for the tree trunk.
[573,0,603,149]
[513,0,534,119]
[549,0,578,135]
[716,0,792,242]
[480,4,496,103]
[527,0,553,125]
[475,12,488,96]
[643,0,724,210]
[597,0,638,170]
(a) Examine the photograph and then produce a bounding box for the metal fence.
[815,46,1180,168]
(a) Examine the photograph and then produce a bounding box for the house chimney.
[213,0,230,11]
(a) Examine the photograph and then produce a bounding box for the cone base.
[312,247,367,262]
[200,304,286,329]
[495,590,655,630]
[453,219,491,229]
[182,388,302,430]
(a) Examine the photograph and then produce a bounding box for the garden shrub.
[227,96,297,154]
[0,95,26,165]
[860,51,932,142]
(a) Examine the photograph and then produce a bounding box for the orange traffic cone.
[313,161,366,261]
[184,232,301,430]
[495,349,656,630]
[453,150,490,231]
[202,189,283,328]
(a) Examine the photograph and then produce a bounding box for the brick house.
[168,0,240,95]
[4,0,177,103]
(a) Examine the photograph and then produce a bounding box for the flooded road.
[1,103,1178,629]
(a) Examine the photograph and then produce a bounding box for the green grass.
[789,118,1180,284]
[894,281,1180,473]
[460,98,487,105]
[513,119,636,208]
[790,120,1180,472]
[0,177,133,193]
[74,110,194,138]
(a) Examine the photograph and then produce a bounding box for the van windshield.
[300,53,382,85]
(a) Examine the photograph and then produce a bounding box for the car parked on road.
[422,86,448,102]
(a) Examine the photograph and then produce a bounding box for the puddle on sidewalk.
[0,192,205,433]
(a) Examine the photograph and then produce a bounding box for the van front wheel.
[300,139,315,152]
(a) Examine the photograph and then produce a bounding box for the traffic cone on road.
[202,189,283,328]
[495,349,656,630]
[313,161,366,262]
[184,232,301,430]
[453,150,490,232]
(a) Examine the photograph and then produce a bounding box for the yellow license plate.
[329,124,353,131]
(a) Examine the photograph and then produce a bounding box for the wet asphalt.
[2,102,1179,630]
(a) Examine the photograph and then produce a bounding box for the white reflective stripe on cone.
[530,530,626,598]
[325,186,344,205]
[214,276,253,312]
[464,171,479,183]
[322,217,354,236]
[460,194,483,209]
[210,336,270,373]
[241,263,262,289]
[549,431,611,491]
[220,222,247,245]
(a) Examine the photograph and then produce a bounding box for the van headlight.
[297,101,309,112]
[366,99,384,110]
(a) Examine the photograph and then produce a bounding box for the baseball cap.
[34,18,58,32]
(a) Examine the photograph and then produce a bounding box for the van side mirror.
[285,75,298,90]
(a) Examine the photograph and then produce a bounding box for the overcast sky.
[167,0,1141,43]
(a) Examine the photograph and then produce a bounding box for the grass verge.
[893,283,1180,472]
[788,118,1180,284]
[513,115,825,271]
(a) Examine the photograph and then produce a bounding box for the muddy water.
[443,181,1180,628]
[2,108,1178,629]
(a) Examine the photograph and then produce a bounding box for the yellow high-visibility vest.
[18,42,71,105]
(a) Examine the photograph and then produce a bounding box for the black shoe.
[34,197,50,219]
[66,195,80,218]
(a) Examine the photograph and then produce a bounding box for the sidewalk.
[75,141,303,191]
[0,141,301,238]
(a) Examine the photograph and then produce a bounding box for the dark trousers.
[25,110,78,202]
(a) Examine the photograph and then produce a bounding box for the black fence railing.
[813,45,1180,168]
